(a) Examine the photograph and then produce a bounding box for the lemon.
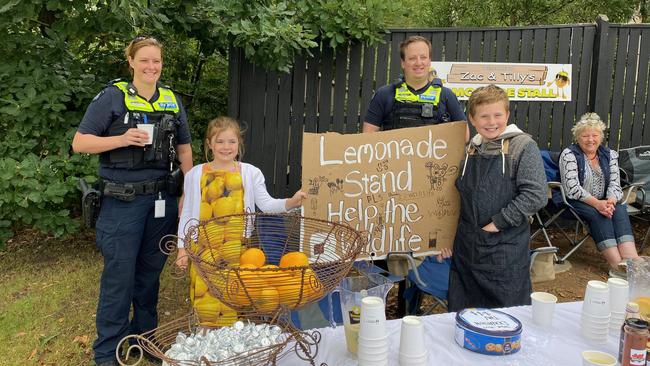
[220,240,243,264]
[229,189,244,199]
[194,275,209,298]
[194,294,222,323]
[197,221,225,248]
[207,178,225,201]
[225,172,243,191]
[212,196,236,220]
[256,287,280,313]
[199,202,212,221]
[224,217,245,241]
[200,248,221,265]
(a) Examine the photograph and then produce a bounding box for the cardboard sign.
[301,122,466,260]
[430,62,572,101]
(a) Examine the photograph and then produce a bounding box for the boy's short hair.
[467,84,510,117]
[399,36,432,60]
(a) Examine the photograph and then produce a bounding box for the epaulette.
[106,78,124,87]
[157,81,173,91]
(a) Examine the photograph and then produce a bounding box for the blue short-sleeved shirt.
[364,79,466,128]
[78,84,191,182]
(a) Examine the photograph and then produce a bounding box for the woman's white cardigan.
[177,162,287,247]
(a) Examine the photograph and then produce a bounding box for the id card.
[155,193,165,218]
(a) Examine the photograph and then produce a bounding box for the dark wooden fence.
[227,17,650,197]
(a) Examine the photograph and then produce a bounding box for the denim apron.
[448,139,531,312]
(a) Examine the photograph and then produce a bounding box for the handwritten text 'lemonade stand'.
[318,130,449,253]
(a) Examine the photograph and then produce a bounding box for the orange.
[240,248,266,268]
[225,172,243,191]
[279,252,309,269]
[212,196,236,220]
[232,264,267,305]
[276,268,323,307]
[224,217,245,241]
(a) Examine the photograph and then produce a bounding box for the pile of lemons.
[190,168,245,326]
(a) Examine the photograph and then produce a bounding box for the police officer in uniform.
[72,36,193,366]
[362,36,466,315]
[363,35,468,141]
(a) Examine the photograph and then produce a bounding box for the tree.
[397,0,642,28]
[0,0,400,247]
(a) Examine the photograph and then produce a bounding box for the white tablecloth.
[280,301,619,365]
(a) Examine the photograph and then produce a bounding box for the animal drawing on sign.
[310,198,318,211]
[372,214,385,235]
[327,178,343,195]
[308,176,328,195]
[425,162,458,191]
[546,70,570,99]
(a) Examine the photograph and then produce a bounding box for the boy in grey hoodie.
[446,85,547,311]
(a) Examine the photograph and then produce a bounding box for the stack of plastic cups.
[580,280,611,344]
[607,278,629,334]
[398,316,427,365]
[357,296,388,366]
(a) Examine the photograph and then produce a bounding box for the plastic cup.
[137,123,154,144]
[359,296,387,339]
[581,350,617,366]
[582,281,610,317]
[400,351,427,366]
[358,349,388,363]
[607,278,629,313]
[358,336,389,351]
[581,313,611,324]
[531,292,557,327]
[399,316,426,357]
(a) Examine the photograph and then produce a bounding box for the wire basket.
[177,212,366,314]
[117,312,323,366]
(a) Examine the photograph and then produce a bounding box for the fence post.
[589,15,611,120]
[227,47,242,118]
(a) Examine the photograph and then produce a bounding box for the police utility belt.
[100,178,167,201]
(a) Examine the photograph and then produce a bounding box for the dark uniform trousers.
[93,192,178,364]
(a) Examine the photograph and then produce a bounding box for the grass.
[0,228,189,366]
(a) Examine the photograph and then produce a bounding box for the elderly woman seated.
[559,112,639,278]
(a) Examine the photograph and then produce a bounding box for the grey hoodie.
[461,124,548,230]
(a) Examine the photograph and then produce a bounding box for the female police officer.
[72,36,192,366]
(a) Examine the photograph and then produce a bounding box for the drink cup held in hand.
[582,280,611,317]
[607,278,629,313]
[359,296,387,339]
[531,292,557,328]
[399,316,426,357]
[137,123,154,145]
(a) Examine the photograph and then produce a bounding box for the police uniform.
[364,78,466,130]
[78,80,191,365]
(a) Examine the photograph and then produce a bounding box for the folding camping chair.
[531,150,589,263]
[619,145,650,253]
[532,150,648,262]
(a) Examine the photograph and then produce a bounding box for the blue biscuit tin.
[454,308,523,356]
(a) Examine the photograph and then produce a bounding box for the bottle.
[620,302,641,363]
[621,318,649,366]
